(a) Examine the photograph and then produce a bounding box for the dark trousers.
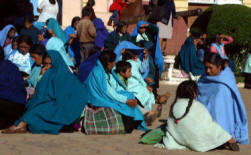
[245,73,251,89]
[80,42,95,63]
[0,99,26,129]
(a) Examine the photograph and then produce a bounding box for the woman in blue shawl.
[197,52,249,145]
[2,50,87,134]
[178,36,205,76]
[0,25,17,48]
[93,18,109,50]
[47,18,67,44]
[131,20,164,77]
[0,46,27,129]
[64,16,81,65]
[78,50,147,132]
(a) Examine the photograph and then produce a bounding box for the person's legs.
[245,73,251,89]
[0,99,25,130]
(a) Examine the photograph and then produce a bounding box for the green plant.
[191,4,251,48]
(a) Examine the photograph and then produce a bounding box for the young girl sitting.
[144,80,239,152]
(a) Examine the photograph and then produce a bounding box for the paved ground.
[0,85,250,155]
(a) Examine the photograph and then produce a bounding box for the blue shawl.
[93,18,109,48]
[0,60,27,104]
[197,67,249,144]
[78,54,147,131]
[131,21,164,76]
[178,37,205,76]
[0,25,16,47]
[46,37,74,67]
[47,18,67,44]
[16,50,87,134]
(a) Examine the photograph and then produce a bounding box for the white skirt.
[157,13,173,39]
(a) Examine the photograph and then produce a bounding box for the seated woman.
[104,21,131,51]
[8,35,34,76]
[0,25,17,48]
[197,52,249,144]
[142,80,239,152]
[46,37,74,68]
[0,47,27,130]
[2,50,87,134]
[64,16,81,65]
[178,35,205,78]
[78,50,147,134]
[46,18,67,44]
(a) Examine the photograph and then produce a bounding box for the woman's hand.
[147,86,153,92]
[145,77,153,84]
[126,99,137,108]
[70,34,77,38]
[40,65,49,75]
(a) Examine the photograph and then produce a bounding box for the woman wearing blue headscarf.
[47,18,67,44]
[0,25,17,48]
[46,37,74,67]
[197,52,249,145]
[2,50,87,134]
[0,46,27,130]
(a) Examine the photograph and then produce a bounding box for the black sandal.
[227,142,240,151]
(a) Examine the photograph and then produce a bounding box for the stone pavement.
[0,85,250,155]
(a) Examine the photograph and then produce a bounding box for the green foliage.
[191,4,251,47]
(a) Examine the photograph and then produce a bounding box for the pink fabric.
[210,36,233,56]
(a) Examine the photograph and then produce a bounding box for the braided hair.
[170,80,198,124]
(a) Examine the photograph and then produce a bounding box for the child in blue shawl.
[197,52,249,145]
[2,50,88,134]
[0,25,17,48]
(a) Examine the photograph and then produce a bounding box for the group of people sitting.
[0,0,249,153]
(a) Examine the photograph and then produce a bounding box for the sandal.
[1,126,27,134]
[227,142,240,151]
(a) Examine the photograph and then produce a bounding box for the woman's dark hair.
[0,46,4,61]
[71,16,81,27]
[24,15,34,23]
[116,21,128,33]
[30,44,46,55]
[49,0,57,5]
[8,27,16,33]
[18,35,33,47]
[82,7,91,17]
[122,50,138,61]
[42,52,50,62]
[87,0,95,7]
[99,49,116,73]
[115,61,131,73]
[204,52,225,70]
[170,80,198,123]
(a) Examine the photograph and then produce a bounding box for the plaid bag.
[81,105,125,135]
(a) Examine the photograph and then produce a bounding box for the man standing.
[77,7,96,62]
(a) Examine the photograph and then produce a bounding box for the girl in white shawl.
[155,80,239,152]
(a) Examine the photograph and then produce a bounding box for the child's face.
[8,30,16,38]
[37,34,44,42]
[18,42,30,55]
[139,27,146,34]
[120,67,132,79]
[24,21,33,29]
[12,41,18,50]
